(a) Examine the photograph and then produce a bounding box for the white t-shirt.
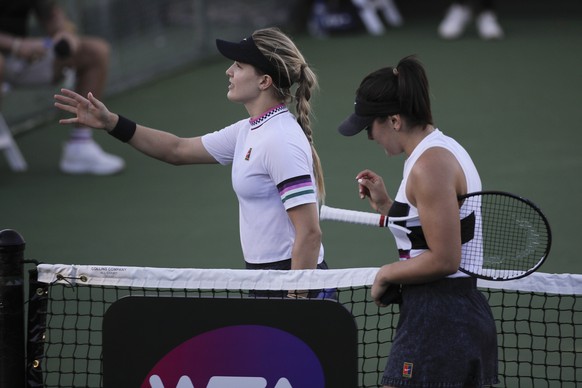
[387,129,482,278]
[202,104,324,264]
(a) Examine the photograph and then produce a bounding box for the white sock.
[69,127,93,142]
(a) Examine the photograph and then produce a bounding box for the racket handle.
[320,205,388,227]
[380,283,402,305]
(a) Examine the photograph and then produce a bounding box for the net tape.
[37,264,581,294]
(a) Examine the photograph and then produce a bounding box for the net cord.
[37,264,582,295]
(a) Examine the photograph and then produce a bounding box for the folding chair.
[0,69,75,172]
[0,107,27,172]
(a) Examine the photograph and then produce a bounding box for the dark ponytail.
[395,55,433,127]
[355,55,433,129]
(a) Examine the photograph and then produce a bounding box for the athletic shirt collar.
[249,103,288,129]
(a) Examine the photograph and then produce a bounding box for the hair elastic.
[393,67,399,76]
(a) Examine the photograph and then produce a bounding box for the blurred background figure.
[308,0,402,38]
[0,0,125,175]
[438,0,504,40]
[351,0,403,35]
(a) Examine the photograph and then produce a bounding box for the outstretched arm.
[54,88,217,165]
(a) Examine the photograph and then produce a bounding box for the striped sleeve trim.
[277,175,315,203]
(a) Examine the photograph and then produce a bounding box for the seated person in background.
[0,0,124,175]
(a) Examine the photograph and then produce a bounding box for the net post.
[26,268,48,387]
[0,229,26,388]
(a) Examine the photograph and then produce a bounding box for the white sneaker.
[60,140,125,175]
[438,4,472,40]
[476,11,504,40]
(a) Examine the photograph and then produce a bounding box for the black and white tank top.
[387,129,482,278]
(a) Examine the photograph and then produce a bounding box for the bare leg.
[54,36,110,99]
[56,37,124,175]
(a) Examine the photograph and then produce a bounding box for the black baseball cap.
[338,97,400,136]
[216,36,291,88]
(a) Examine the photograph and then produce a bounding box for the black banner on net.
[103,297,358,387]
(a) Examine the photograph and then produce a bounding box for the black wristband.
[108,115,136,142]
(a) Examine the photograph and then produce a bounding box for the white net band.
[38,264,582,295]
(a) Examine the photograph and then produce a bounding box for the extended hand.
[54,89,116,131]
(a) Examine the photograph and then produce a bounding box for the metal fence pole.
[0,229,26,388]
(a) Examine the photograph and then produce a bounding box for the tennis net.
[29,264,581,387]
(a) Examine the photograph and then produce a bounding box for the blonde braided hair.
[253,27,326,202]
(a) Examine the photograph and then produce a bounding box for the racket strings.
[461,193,549,279]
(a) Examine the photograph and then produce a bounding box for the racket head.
[458,191,552,280]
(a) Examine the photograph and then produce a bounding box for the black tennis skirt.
[382,277,499,388]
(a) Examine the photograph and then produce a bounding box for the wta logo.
[142,325,324,388]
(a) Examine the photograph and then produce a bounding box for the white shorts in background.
[4,49,56,87]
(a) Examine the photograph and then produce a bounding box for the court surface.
[1,11,581,276]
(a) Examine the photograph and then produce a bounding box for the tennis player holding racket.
[338,56,498,387]
[54,28,329,297]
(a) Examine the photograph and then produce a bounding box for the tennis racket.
[321,191,552,281]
